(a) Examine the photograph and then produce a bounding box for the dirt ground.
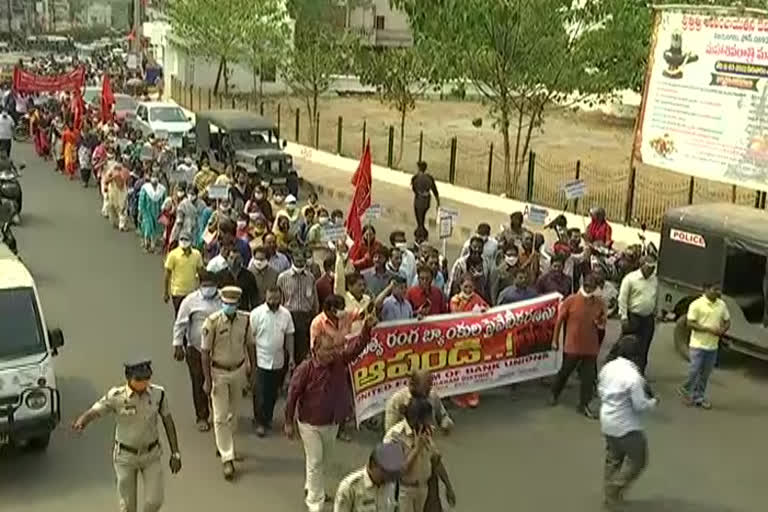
[176,80,763,228]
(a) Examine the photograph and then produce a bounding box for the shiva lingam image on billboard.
[663,30,699,79]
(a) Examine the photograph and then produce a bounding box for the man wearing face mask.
[390,230,416,285]
[218,251,260,311]
[171,187,203,248]
[277,249,319,363]
[263,232,291,273]
[448,236,493,304]
[249,287,295,437]
[201,286,255,480]
[163,232,204,315]
[172,270,221,431]
[550,274,607,419]
[72,360,182,512]
[491,245,522,304]
[193,155,217,195]
[230,169,249,213]
[618,256,658,375]
[245,185,274,225]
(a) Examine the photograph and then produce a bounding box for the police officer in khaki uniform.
[201,285,255,480]
[72,360,182,512]
[334,442,405,512]
[383,398,456,512]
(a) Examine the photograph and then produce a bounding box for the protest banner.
[13,66,85,92]
[349,293,562,424]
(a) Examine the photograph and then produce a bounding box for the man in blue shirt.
[380,275,414,322]
[497,268,538,305]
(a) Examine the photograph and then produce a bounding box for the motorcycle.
[1,220,18,255]
[0,163,24,223]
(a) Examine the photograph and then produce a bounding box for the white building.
[346,0,413,47]
[83,2,112,26]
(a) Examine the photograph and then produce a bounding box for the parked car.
[87,93,138,122]
[129,101,196,145]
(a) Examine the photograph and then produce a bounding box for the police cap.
[220,286,242,304]
[372,441,405,474]
[124,359,153,380]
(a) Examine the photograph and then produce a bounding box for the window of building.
[375,16,385,30]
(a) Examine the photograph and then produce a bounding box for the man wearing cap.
[201,285,255,480]
[172,270,221,432]
[334,442,405,512]
[72,360,182,512]
[618,256,658,375]
[163,233,204,315]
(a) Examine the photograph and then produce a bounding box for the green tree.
[284,0,357,136]
[358,47,429,166]
[394,0,620,195]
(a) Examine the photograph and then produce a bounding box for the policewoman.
[72,360,182,512]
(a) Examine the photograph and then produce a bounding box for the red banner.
[349,293,563,424]
[13,66,86,93]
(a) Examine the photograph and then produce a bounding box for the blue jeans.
[683,348,717,403]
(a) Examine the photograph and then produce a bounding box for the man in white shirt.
[598,335,657,509]
[679,283,730,409]
[618,256,658,374]
[389,230,416,285]
[0,109,15,156]
[249,286,295,437]
[172,271,222,431]
[460,222,499,269]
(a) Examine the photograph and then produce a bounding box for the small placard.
[322,225,347,243]
[207,184,229,200]
[527,206,548,226]
[563,179,587,200]
[364,204,382,221]
[437,206,459,219]
[438,215,453,239]
[168,133,183,148]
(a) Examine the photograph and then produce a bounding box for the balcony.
[351,27,413,47]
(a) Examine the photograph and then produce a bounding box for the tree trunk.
[502,109,512,196]
[258,61,264,102]
[213,57,225,96]
[511,103,524,195]
[519,103,544,195]
[222,59,229,95]
[396,107,406,167]
[252,68,259,105]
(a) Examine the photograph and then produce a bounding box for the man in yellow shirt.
[164,233,204,315]
[679,283,730,410]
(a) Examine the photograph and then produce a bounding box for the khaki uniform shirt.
[383,420,437,486]
[90,384,169,449]
[201,310,250,367]
[383,387,450,433]
[334,467,397,512]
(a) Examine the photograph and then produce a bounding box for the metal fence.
[171,77,768,230]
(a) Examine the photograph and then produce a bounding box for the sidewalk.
[288,142,661,249]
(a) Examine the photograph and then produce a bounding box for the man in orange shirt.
[309,294,358,354]
[550,273,606,419]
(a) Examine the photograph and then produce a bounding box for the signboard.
[322,225,347,243]
[438,214,453,239]
[636,8,768,192]
[669,228,706,248]
[437,206,459,219]
[207,184,229,200]
[526,206,548,226]
[349,294,563,424]
[168,133,183,148]
[364,204,382,222]
[563,179,587,200]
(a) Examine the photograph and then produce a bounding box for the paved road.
[1,143,767,512]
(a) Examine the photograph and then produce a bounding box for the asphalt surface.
[1,142,768,512]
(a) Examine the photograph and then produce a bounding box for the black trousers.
[185,346,209,421]
[291,311,312,363]
[252,367,284,427]
[0,138,11,157]
[80,166,92,186]
[624,313,655,374]
[414,197,430,232]
[551,353,597,408]
[171,295,187,317]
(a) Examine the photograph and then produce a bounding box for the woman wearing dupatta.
[62,124,78,180]
[138,173,167,253]
[449,273,489,409]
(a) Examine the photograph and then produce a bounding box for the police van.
[0,245,64,451]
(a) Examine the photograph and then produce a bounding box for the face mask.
[128,379,150,393]
[252,259,268,270]
[176,191,185,199]
[505,256,518,266]
[200,286,217,299]
[150,178,159,185]
[286,203,296,211]
[318,216,329,225]
[237,220,247,229]
[460,291,473,299]
[222,304,237,316]
[292,263,306,272]
[179,239,191,249]
[579,287,594,299]
[187,193,197,201]
[274,197,284,204]
[395,242,407,250]
[202,164,210,171]
[254,192,264,200]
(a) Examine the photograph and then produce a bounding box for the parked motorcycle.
[0,163,24,222]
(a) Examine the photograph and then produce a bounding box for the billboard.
[635,7,768,192]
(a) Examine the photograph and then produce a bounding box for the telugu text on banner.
[636,8,768,192]
[13,66,86,93]
[348,293,563,424]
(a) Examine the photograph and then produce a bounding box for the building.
[82,2,112,27]
[346,0,413,47]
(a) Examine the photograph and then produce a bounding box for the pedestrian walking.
[0,108,15,156]
[163,233,204,315]
[598,335,658,509]
[333,442,405,512]
[383,398,456,512]
[217,251,260,311]
[249,246,280,306]
[285,315,376,512]
[277,249,319,363]
[138,173,167,253]
[249,286,295,437]
[71,360,182,512]
[678,283,730,409]
[172,270,221,432]
[618,256,658,374]
[201,286,255,480]
[550,274,606,419]
[411,160,439,233]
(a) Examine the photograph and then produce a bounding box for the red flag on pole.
[346,141,373,260]
[101,73,115,123]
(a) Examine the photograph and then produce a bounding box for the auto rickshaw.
[657,203,768,360]
[194,109,299,197]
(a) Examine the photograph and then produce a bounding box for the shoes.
[255,425,266,437]
[223,461,235,481]
[196,419,210,432]
[695,400,712,410]
[677,386,693,406]
[580,405,599,420]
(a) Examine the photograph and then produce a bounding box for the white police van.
[0,245,63,451]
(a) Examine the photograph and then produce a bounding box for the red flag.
[71,88,84,132]
[345,142,372,260]
[101,73,115,123]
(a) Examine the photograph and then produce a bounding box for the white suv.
[130,101,195,145]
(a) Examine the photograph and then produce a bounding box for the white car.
[131,101,195,145]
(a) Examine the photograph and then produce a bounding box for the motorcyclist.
[585,206,613,247]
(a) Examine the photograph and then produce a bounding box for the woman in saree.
[137,173,167,253]
[62,123,78,180]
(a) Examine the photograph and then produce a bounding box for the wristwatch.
[171,452,181,460]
